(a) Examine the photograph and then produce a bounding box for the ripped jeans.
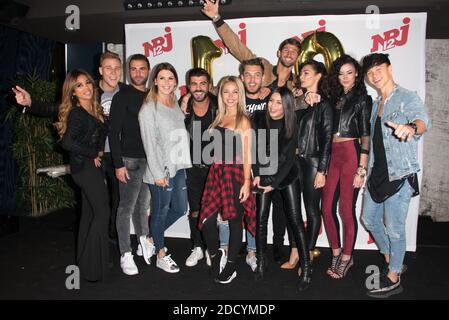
[149,169,188,252]
[361,181,413,274]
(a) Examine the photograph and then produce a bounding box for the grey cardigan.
[138,99,192,184]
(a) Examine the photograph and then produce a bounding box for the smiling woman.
[54,69,110,282]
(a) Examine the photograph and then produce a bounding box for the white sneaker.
[139,235,155,265]
[120,252,139,276]
[246,254,257,272]
[185,247,204,267]
[205,250,211,267]
[219,248,227,274]
[137,244,166,256]
[156,254,180,273]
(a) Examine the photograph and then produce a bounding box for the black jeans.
[256,179,310,269]
[71,160,110,281]
[186,166,209,248]
[102,152,120,238]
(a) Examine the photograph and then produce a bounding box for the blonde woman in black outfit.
[55,69,109,282]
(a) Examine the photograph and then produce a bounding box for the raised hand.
[12,85,32,107]
[385,121,415,142]
[201,0,220,20]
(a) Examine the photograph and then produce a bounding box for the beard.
[279,58,295,69]
[192,90,208,102]
[245,84,261,95]
[131,77,148,86]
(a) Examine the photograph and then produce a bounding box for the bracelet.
[360,148,369,155]
[212,14,221,22]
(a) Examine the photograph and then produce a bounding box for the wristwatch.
[407,122,418,134]
[212,14,221,22]
[356,166,367,178]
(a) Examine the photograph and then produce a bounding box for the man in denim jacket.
[360,53,431,298]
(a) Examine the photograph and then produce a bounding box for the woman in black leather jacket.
[322,55,372,279]
[282,60,333,270]
[54,69,109,282]
[253,86,312,291]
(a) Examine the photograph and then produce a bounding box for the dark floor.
[0,209,448,300]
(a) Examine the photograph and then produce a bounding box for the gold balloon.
[191,35,223,80]
[296,31,345,74]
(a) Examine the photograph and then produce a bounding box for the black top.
[368,116,405,202]
[184,93,217,166]
[332,90,372,138]
[252,113,299,189]
[61,107,107,174]
[108,85,147,168]
[245,95,268,119]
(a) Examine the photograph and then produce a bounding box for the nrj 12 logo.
[142,27,173,58]
[370,17,410,52]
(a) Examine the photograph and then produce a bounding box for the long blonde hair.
[210,76,248,130]
[54,69,103,138]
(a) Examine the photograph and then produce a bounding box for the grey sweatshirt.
[138,99,192,184]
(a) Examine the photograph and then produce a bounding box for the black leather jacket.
[295,97,333,173]
[183,93,217,134]
[61,107,107,173]
[332,90,372,138]
[252,113,300,189]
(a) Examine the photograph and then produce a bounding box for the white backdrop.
[125,12,427,251]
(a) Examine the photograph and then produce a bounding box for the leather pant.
[256,178,311,270]
[288,157,322,251]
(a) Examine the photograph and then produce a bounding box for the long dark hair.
[266,86,297,139]
[296,60,330,98]
[329,54,367,104]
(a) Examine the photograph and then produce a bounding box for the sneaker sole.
[216,271,237,284]
[156,263,180,273]
[121,269,139,276]
[367,285,403,298]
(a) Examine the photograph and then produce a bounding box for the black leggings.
[256,179,310,269]
[288,157,322,250]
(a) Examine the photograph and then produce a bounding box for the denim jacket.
[368,85,431,181]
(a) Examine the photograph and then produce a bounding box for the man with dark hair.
[361,53,430,298]
[202,0,300,90]
[183,67,217,267]
[109,54,154,275]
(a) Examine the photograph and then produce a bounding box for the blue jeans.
[361,181,413,274]
[219,221,256,253]
[149,170,188,252]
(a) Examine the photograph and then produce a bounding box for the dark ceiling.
[3,0,449,43]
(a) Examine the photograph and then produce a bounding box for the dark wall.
[0,24,55,216]
[66,43,103,79]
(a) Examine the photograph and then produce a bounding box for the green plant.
[4,73,75,216]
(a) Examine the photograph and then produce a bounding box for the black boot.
[297,264,312,292]
[255,253,267,281]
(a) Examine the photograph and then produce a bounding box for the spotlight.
[123,0,232,10]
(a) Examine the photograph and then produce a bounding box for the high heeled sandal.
[331,256,353,279]
[326,254,341,276]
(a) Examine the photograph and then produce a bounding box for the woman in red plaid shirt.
[199,76,256,284]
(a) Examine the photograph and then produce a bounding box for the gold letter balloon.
[296,31,345,74]
[191,35,223,79]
